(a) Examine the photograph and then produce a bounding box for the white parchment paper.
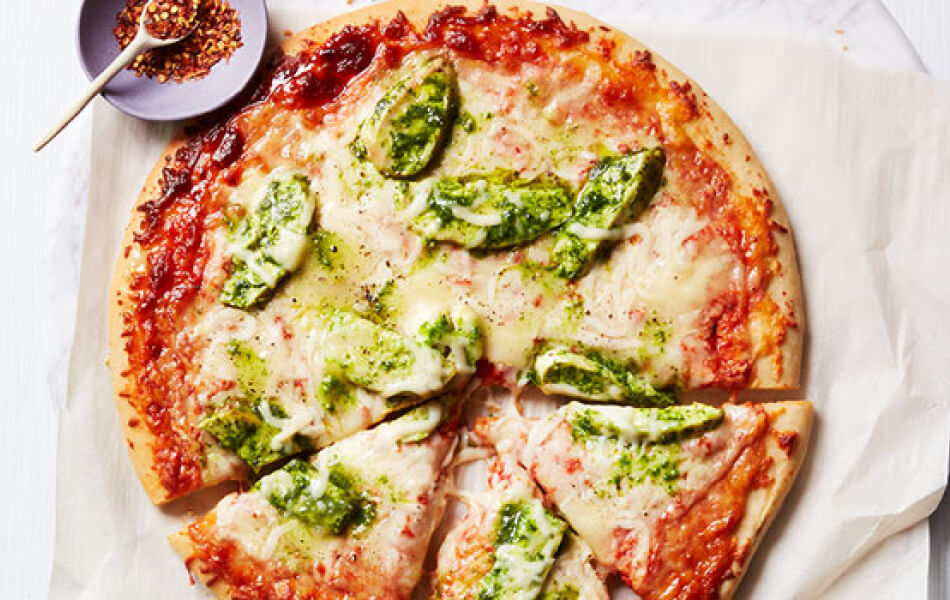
[50,3,950,599]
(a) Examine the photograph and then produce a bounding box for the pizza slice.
[433,450,609,600]
[169,397,460,599]
[475,400,812,600]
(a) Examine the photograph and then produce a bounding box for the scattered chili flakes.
[113,0,243,84]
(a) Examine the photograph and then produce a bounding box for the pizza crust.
[168,523,233,600]
[109,0,805,505]
[108,136,192,505]
[720,400,813,599]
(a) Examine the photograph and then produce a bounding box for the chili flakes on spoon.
[113,0,243,84]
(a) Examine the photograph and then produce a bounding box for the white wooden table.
[1,1,946,597]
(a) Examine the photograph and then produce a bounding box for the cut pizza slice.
[475,400,812,600]
[169,397,460,599]
[433,450,609,600]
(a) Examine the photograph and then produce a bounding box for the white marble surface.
[1,0,946,598]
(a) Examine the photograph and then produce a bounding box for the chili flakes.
[113,0,243,84]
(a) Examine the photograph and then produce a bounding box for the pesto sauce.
[418,309,484,372]
[551,148,665,280]
[476,500,567,600]
[523,341,675,407]
[317,372,357,414]
[569,409,681,495]
[199,398,310,470]
[569,403,723,444]
[227,340,268,398]
[220,173,315,308]
[311,229,347,272]
[413,172,574,250]
[256,459,377,535]
[569,403,724,496]
[200,342,310,469]
[362,279,396,325]
[359,55,457,178]
[637,313,673,363]
[609,443,680,496]
[312,307,453,408]
[458,110,477,133]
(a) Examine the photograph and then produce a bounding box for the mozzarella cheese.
[511,403,764,586]
[182,51,748,485]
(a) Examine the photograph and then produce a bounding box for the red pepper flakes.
[143,0,200,40]
[113,0,243,84]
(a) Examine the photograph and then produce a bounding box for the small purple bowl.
[77,0,268,121]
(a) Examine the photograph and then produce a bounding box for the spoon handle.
[34,36,151,152]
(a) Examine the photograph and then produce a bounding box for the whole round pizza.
[108,1,813,598]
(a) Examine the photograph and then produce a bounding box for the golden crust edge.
[107,137,190,505]
[109,0,805,504]
[719,400,814,599]
[168,520,232,600]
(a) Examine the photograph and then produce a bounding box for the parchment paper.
[49,3,950,599]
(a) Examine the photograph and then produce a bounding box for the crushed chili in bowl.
[113,0,243,84]
[143,0,200,40]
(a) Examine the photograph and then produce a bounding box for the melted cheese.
[512,403,763,586]
[385,403,443,443]
[210,399,457,594]
[567,222,623,241]
[183,52,750,487]
[451,204,504,227]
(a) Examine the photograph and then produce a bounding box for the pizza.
[168,398,460,598]
[434,450,609,599]
[474,401,812,599]
[104,0,810,597]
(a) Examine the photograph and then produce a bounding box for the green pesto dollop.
[418,306,484,374]
[476,499,567,600]
[314,307,455,410]
[521,341,674,407]
[412,172,573,250]
[568,403,724,496]
[227,339,268,397]
[358,54,457,178]
[199,398,310,470]
[311,229,349,273]
[551,148,665,280]
[220,173,316,308]
[569,403,723,444]
[200,341,310,469]
[255,459,376,536]
[607,442,681,496]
